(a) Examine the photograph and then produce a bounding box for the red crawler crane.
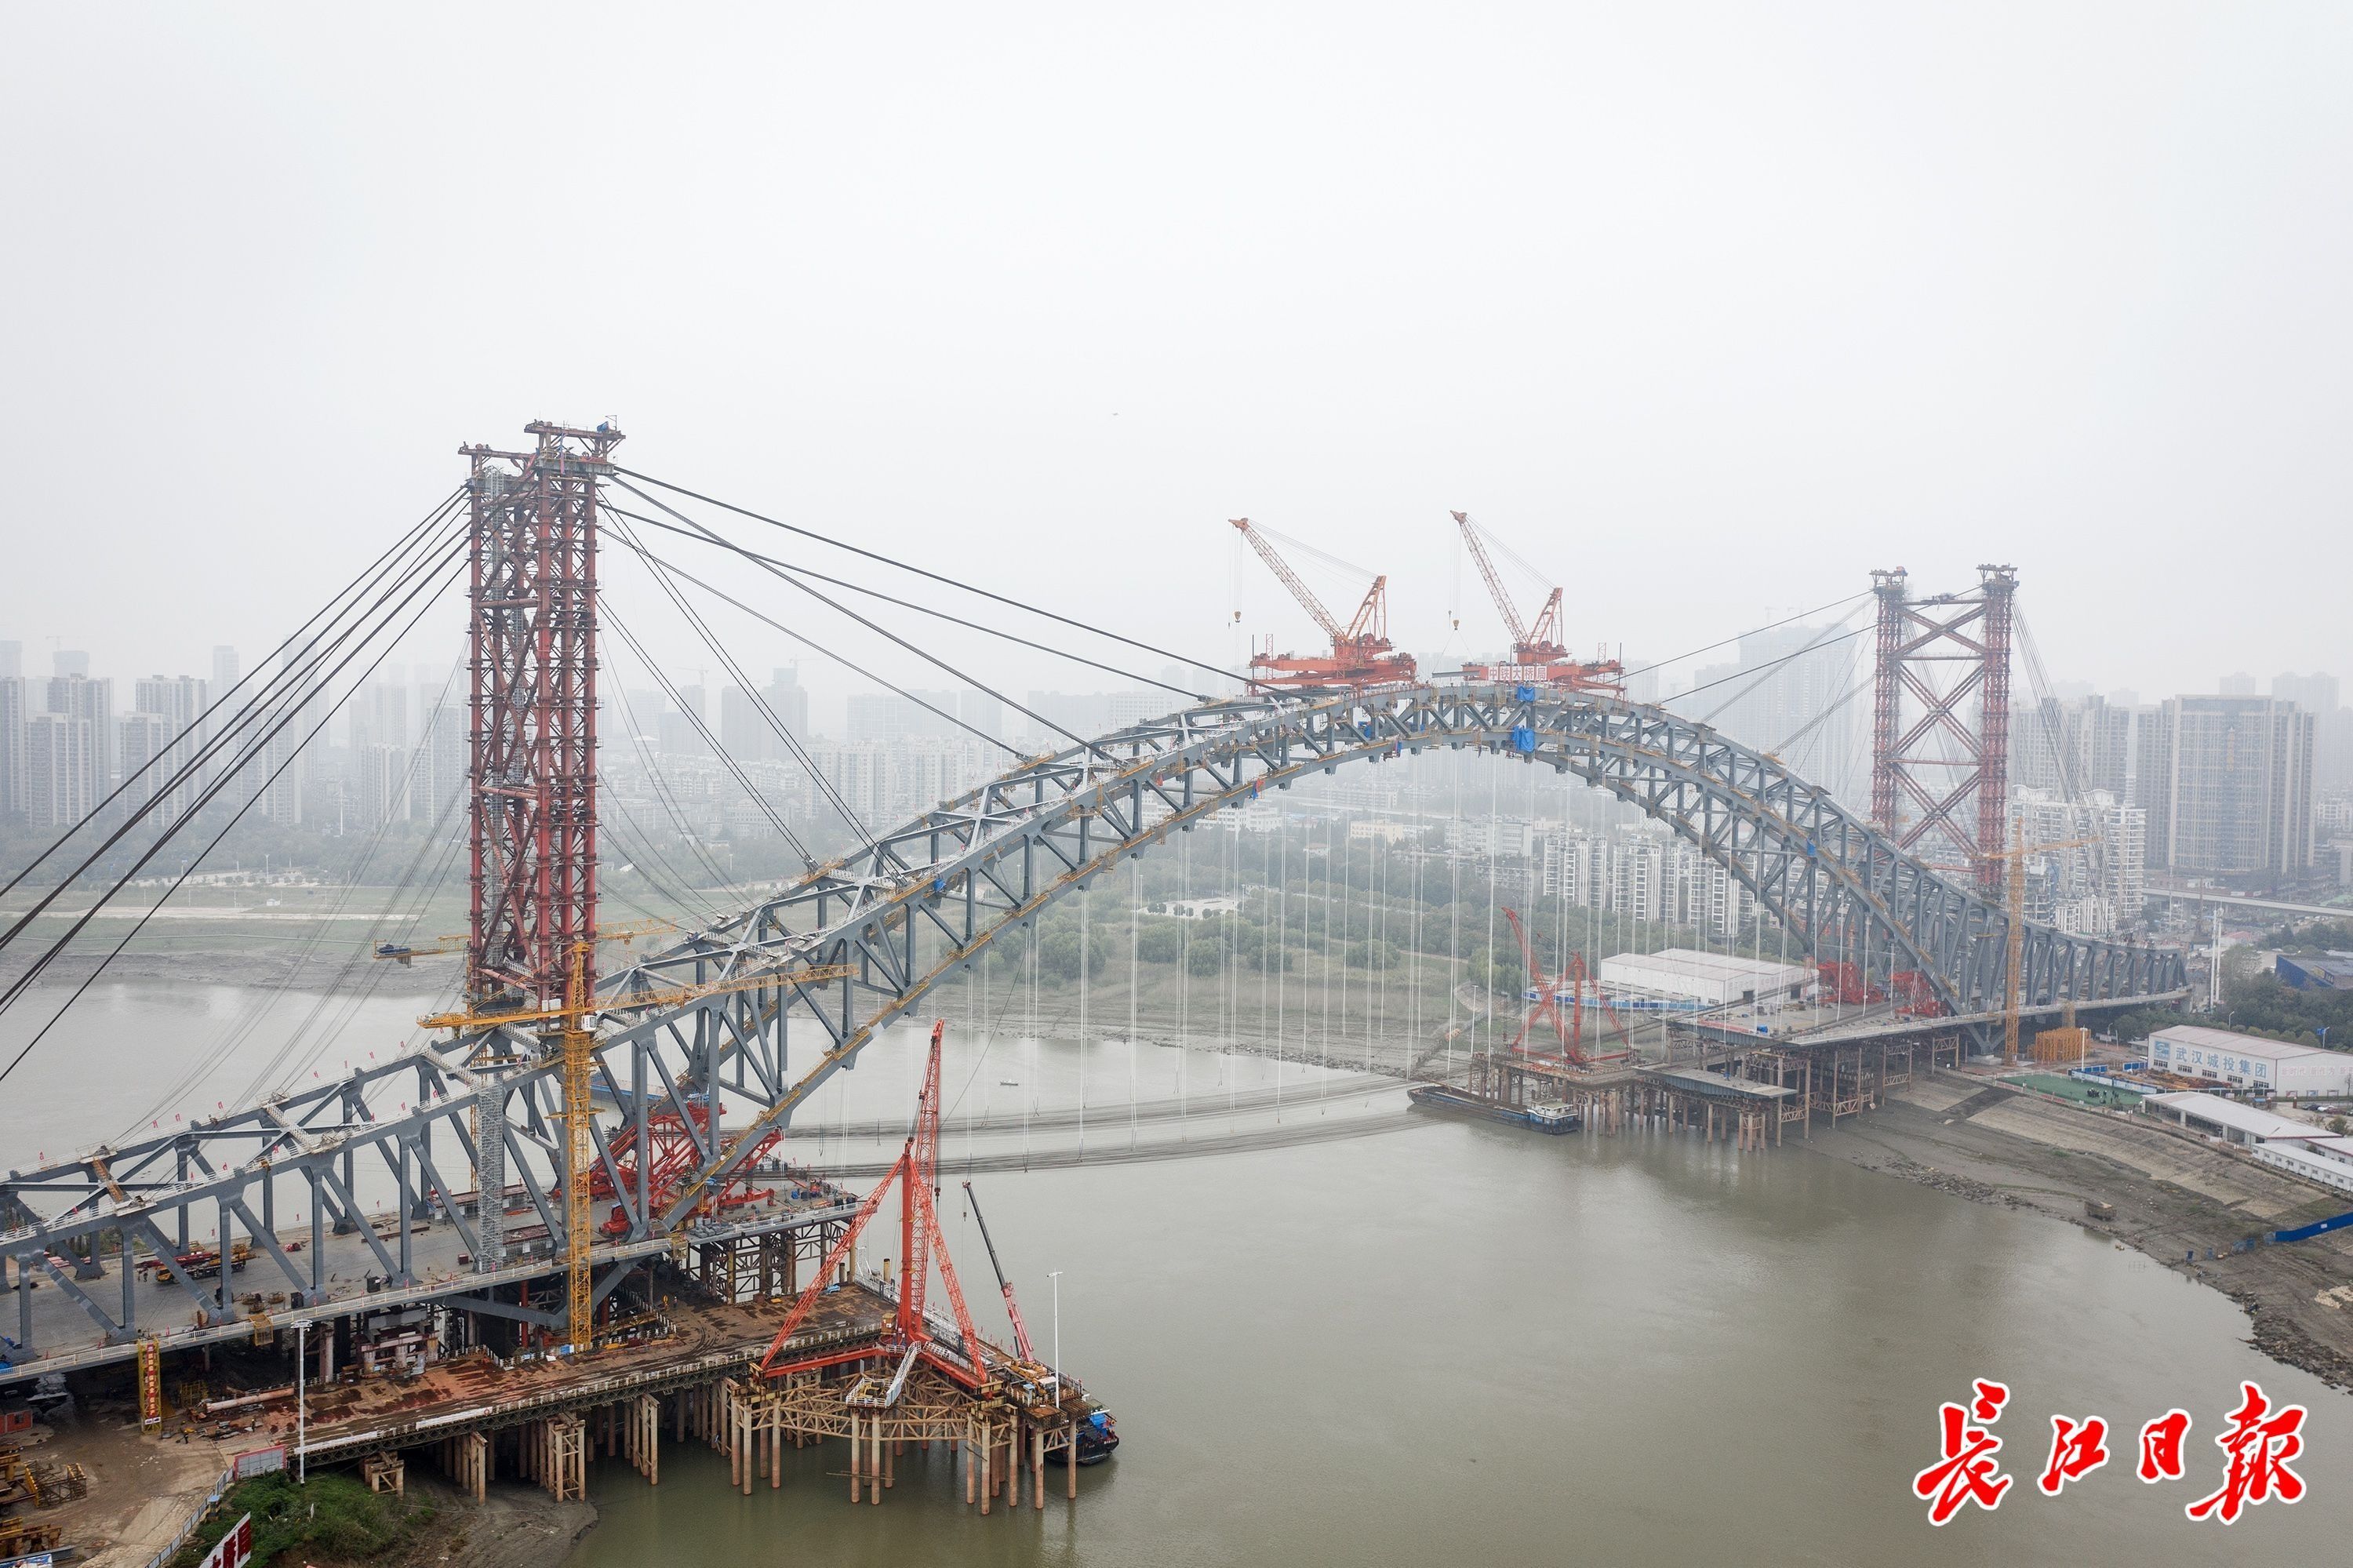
[588,1097,780,1236]
[756,1021,992,1389]
[1451,511,1623,693]
[1231,518,1417,689]
[1503,908,1634,1067]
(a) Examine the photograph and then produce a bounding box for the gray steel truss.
[2,684,2181,1372]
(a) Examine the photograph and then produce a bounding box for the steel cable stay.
[1617,588,1874,684]
[611,493,1107,764]
[0,530,471,1024]
[605,518,869,852]
[599,676,751,910]
[613,466,1247,687]
[225,661,482,1111]
[606,498,1202,700]
[599,604,804,869]
[236,771,478,1113]
[0,504,468,942]
[598,781,733,926]
[120,744,468,1144]
[597,784,731,930]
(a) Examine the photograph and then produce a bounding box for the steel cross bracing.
[1,683,2180,1377]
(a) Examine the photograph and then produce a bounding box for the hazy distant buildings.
[1689,622,1864,805]
[1020,689,1171,750]
[2274,670,2352,795]
[351,679,408,752]
[2137,695,2315,880]
[656,684,713,757]
[2016,693,2132,799]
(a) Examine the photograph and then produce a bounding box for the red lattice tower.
[1867,565,2016,891]
[461,421,621,1010]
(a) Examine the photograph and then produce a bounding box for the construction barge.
[1407,1083,1580,1133]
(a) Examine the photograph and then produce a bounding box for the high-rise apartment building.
[26,712,94,828]
[352,744,409,830]
[0,675,25,821]
[116,711,176,824]
[44,674,112,807]
[2017,788,2146,933]
[766,668,809,738]
[131,675,208,821]
[53,650,89,679]
[351,680,408,752]
[411,700,466,824]
[258,657,315,827]
[2016,694,2131,799]
[2137,696,2315,879]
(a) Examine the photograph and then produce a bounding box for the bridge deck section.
[2,1186,857,1387]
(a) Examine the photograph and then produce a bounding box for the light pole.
[1048,1271,1063,1399]
[295,1320,307,1483]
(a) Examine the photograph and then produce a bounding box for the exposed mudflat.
[1808,1071,2353,1393]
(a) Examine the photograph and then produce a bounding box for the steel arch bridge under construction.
[0,682,2181,1376]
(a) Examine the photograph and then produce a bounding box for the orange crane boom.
[1228,518,1415,689]
[1449,511,1621,693]
[962,1181,1040,1365]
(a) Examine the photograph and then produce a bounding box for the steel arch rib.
[1,684,2182,1316]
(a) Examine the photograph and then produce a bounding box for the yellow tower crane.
[1981,820,2099,1063]
[421,955,854,1353]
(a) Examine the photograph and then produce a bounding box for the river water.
[6,983,2347,1563]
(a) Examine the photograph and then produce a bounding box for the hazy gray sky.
[3,3,2347,719]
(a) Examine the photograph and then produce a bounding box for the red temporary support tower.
[758,1022,991,1389]
[460,421,622,1009]
[1867,565,2016,891]
[1502,908,1631,1067]
[589,1097,781,1235]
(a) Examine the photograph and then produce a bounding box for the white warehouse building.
[2147,1026,2353,1099]
[1596,949,1817,1009]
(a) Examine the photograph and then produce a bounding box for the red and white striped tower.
[460,420,620,1010]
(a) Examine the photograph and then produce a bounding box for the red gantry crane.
[1230,518,1417,689]
[1451,511,1622,693]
